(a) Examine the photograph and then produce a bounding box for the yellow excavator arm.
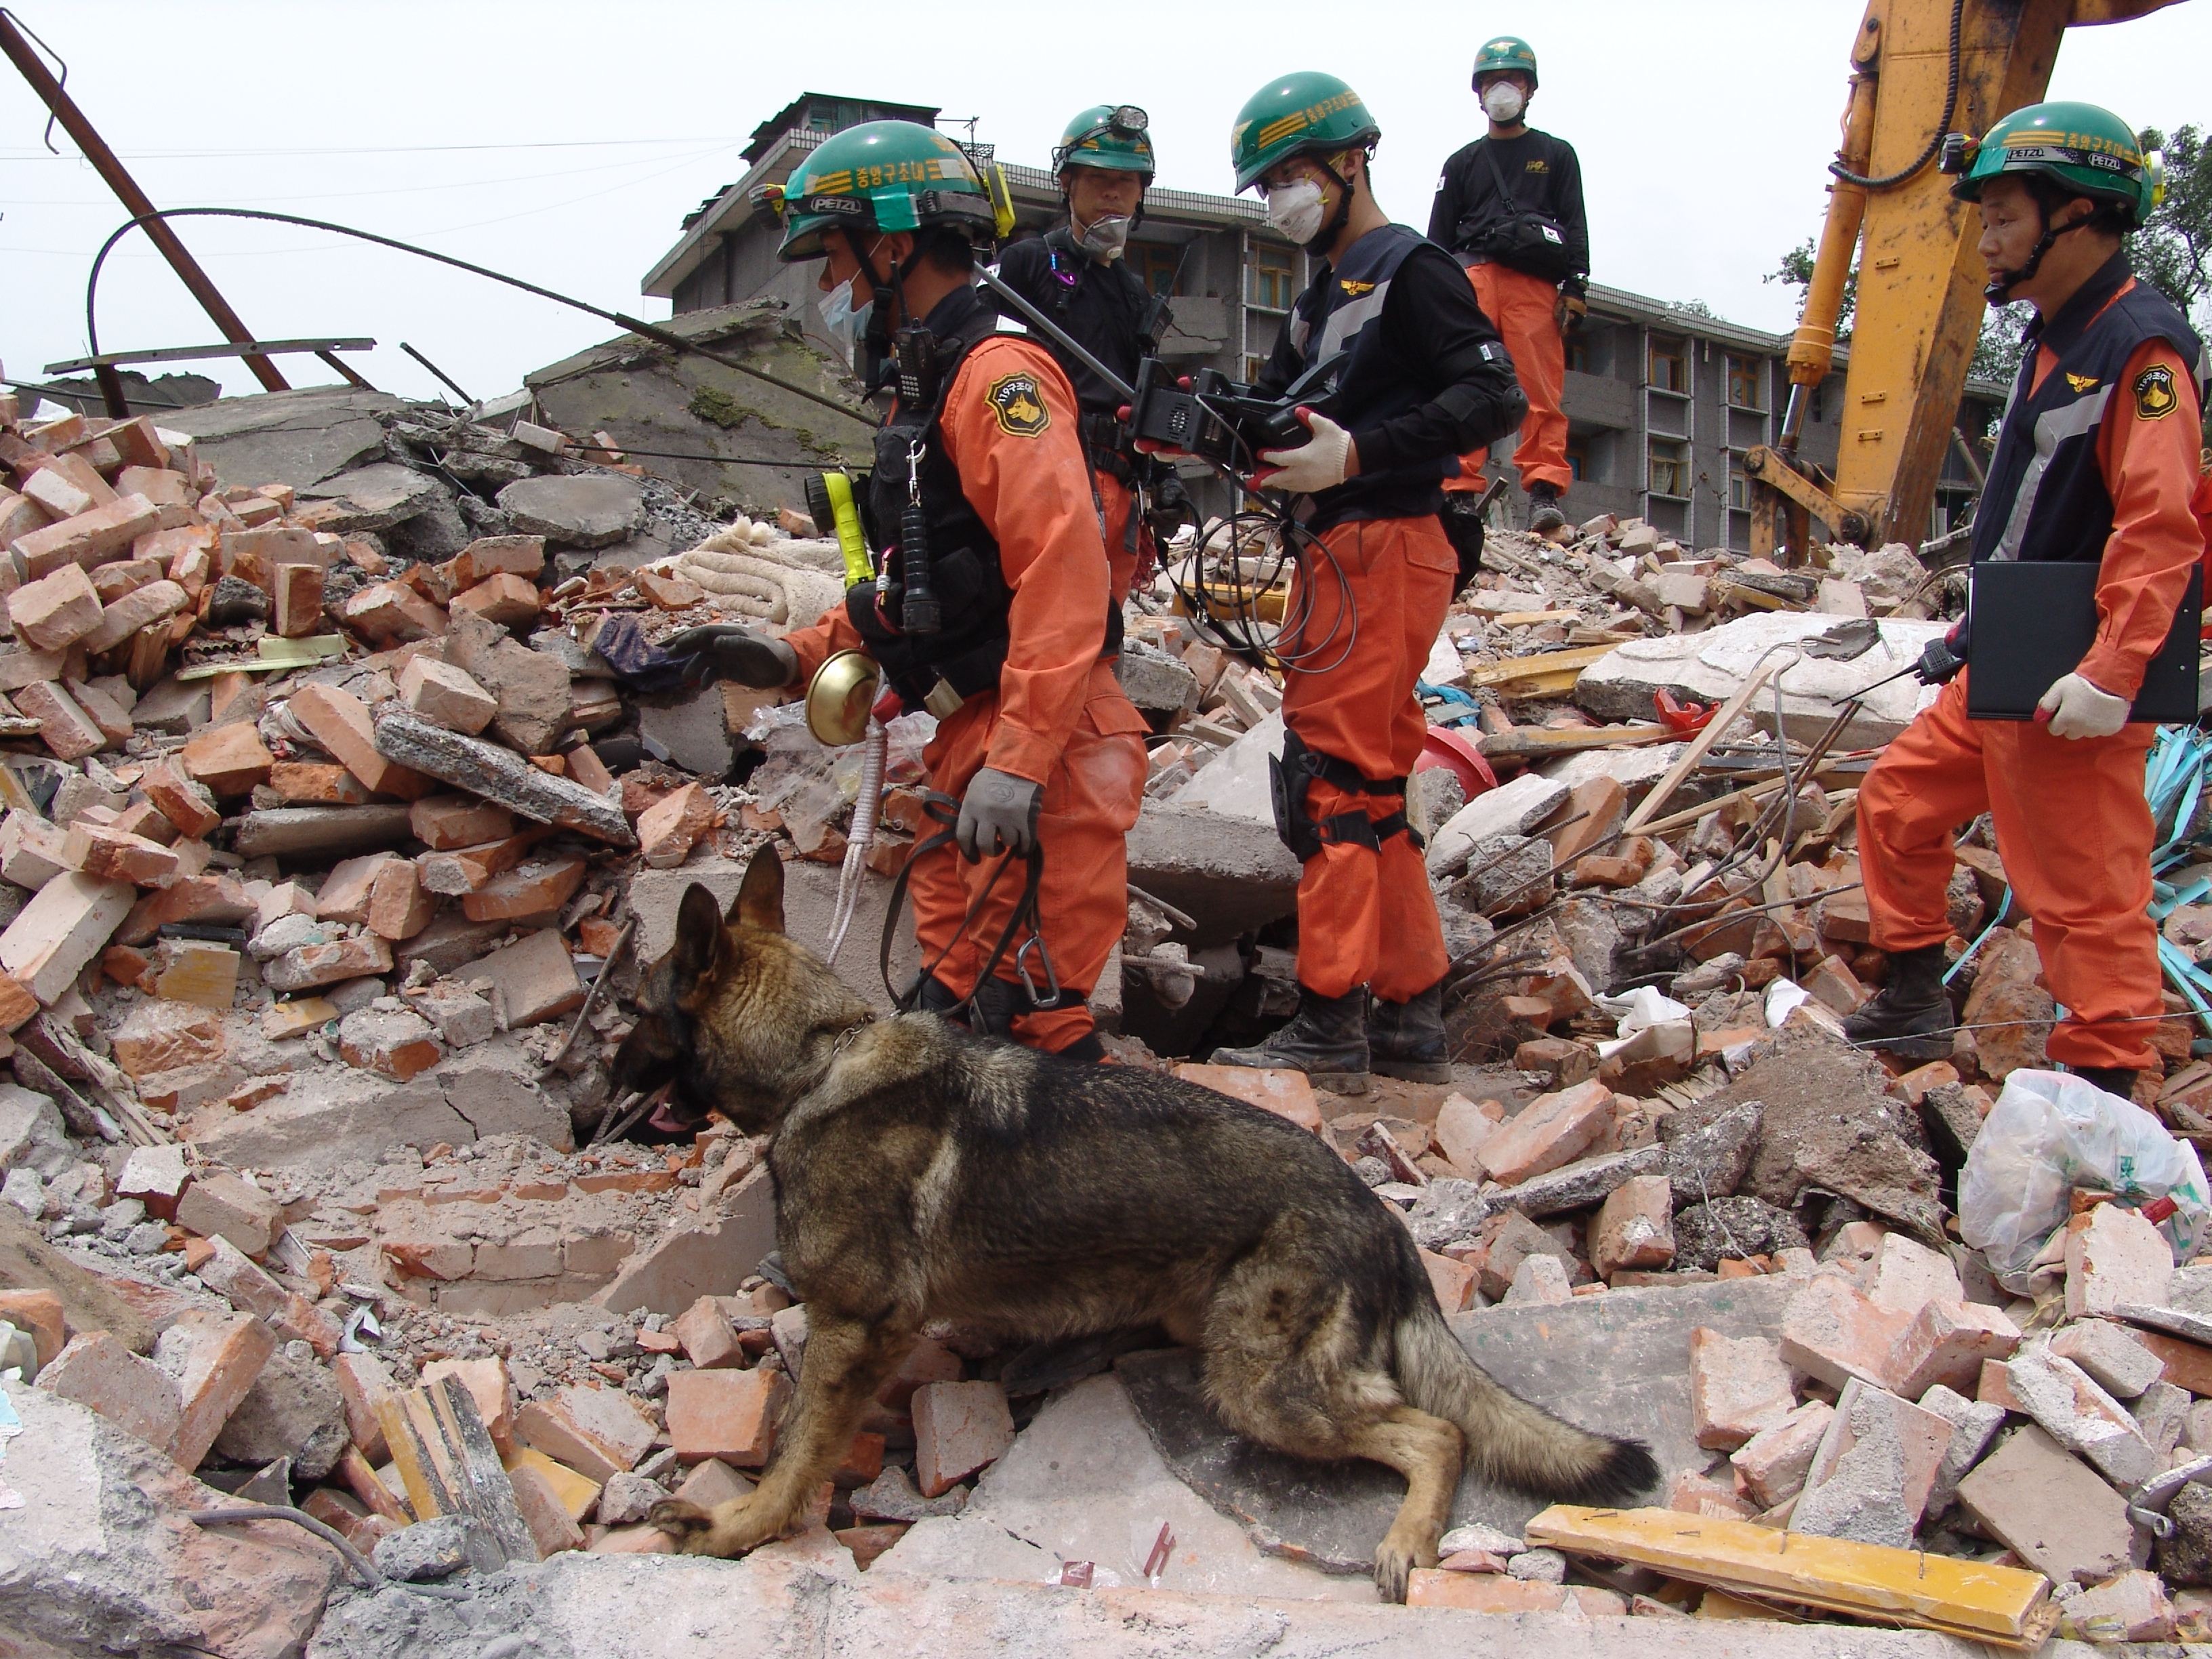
[1751,0,2192,560]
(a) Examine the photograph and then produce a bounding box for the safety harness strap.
[881,791,1060,1024]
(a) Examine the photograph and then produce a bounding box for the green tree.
[1767,237,1853,341]
[2135,124,2210,445]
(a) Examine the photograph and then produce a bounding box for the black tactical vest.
[846,285,1120,710]
[1973,253,2209,567]
[1286,223,1450,529]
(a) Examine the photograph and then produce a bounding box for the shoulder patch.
[987,371,1050,437]
[2065,372,2100,394]
[2135,363,2179,420]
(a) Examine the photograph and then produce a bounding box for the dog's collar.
[826,1020,872,1063]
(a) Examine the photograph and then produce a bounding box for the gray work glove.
[664,625,800,689]
[956,766,1043,861]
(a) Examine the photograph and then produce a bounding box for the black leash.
[880,791,1059,1026]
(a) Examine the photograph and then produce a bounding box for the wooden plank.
[430,1374,539,1564]
[374,1394,442,1522]
[1620,656,1784,836]
[1475,723,1674,762]
[1465,644,1617,692]
[1526,1505,2051,1647]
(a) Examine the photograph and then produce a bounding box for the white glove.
[1258,409,1353,495]
[2036,672,2129,739]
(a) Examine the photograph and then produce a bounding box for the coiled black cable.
[1828,0,1964,190]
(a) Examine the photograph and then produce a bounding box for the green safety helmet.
[1946,100,2161,229]
[1229,71,1382,194]
[1053,104,1155,180]
[768,119,1007,262]
[1471,35,1539,91]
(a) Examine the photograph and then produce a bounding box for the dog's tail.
[1392,1294,1659,1504]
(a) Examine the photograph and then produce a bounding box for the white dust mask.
[1265,180,1327,247]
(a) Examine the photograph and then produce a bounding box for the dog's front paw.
[1372,1538,1425,1605]
[647,1498,723,1555]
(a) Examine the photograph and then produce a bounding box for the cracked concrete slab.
[159,386,410,489]
[1119,1276,1797,1571]
[874,1372,1377,1601]
[303,1537,2037,1658]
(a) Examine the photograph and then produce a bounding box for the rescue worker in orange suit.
[1427,34,1588,577]
[666,121,1146,1061]
[988,104,1191,602]
[1210,73,1527,1094]
[1844,102,2210,1101]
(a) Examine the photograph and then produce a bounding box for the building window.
[1248,243,1294,312]
[1245,356,1270,384]
[1650,438,1689,499]
[1565,441,1589,483]
[1565,334,1591,375]
[1727,354,1763,410]
[1132,244,1182,297]
[1729,457,1749,511]
[1649,337,1687,394]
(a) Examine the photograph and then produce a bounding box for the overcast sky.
[5,0,2207,411]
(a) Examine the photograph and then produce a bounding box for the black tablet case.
[1965,559,2202,722]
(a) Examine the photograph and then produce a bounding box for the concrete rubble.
[6,384,2212,1653]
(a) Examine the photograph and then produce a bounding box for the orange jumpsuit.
[783,336,1147,1054]
[1857,318,2207,1073]
[1280,516,1460,1002]
[1093,468,1153,604]
[1444,262,1573,498]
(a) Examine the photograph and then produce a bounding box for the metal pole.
[400,342,476,407]
[0,9,289,401]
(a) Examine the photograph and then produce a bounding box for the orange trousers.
[1856,672,2160,1072]
[1445,262,1572,497]
[906,659,1147,1052]
[1094,471,1155,605]
[1280,516,1457,1002]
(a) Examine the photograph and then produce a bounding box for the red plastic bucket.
[1414,724,1498,799]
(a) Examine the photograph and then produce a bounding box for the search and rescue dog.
[614,851,1656,1600]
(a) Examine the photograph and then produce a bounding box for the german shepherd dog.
[614,852,1656,1600]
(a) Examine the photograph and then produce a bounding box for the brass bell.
[804,649,882,747]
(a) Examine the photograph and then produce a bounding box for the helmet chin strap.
[1303,153,1359,253]
[1984,204,2082,305]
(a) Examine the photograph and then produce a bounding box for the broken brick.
[672,1295,745,1369]
[157,1307,277,1471]
[1689,1328,1795,1450]
[2066,1202,2173,1319]
[516,1384,657,1484]
[1778,1275,1912,1393]
[39,1329,182,1456]
[182,720,273,796]
[176,1169,283,1258]
[461,853,588,923]
[1589,1174,1674,1279]
[665,1367,790,1468]
[449,571,540,628]
[912,1379,1015,1498]
[1475,1079,1615,1187]
[272,561,323,638]
[141,761,222,838]
[636,783,717,871]
[268,762,373,806]
[1890,1298,2022,1399]
[0,870,136,1004]
[398,657,499,737]
[287,682,429,800]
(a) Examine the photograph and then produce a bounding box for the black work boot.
[1528,483,1567,536]
[1212,985,1371,1094]
[1368,981,1452,1082]
[1839,943,1954,1060]
[2072,1065,2139,1101]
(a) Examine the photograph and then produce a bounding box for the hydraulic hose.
[1828,0,1964,190]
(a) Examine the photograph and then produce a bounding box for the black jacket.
[989,229,1151,414]
[1427,129,1589,295]
[1256,231,1524,529]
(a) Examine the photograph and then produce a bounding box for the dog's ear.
[731,848,786,935]
[672,882,729,990]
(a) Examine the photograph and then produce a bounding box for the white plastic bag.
[1959,1068,2210,1286]
[1593,986,1690,1059]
